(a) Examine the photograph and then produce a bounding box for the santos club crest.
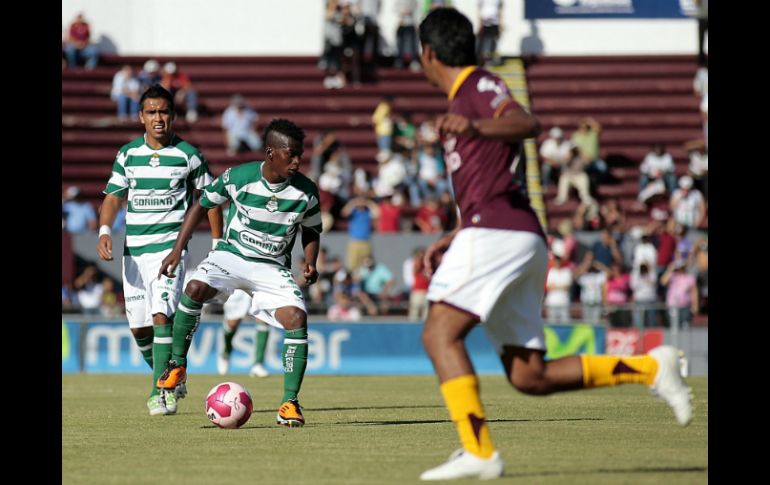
[266,195,279,213]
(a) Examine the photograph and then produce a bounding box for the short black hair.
[263,118,306,146]
[419,7,477,67]
[139,84,175,113]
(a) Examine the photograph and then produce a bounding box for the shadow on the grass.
[334,417,605,426]
[505,466,707,478]
[251,404,445,413]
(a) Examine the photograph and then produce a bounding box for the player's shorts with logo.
[426,227,548,352]
[122,249,188,329]
[189,250,306,329]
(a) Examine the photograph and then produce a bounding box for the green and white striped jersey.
[103,134,214,256]
[201,161,321,268]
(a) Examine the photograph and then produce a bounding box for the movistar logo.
[131,194,176,211]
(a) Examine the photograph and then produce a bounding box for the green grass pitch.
[63,374,707,484]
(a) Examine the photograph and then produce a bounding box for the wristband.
[99,225,112,237]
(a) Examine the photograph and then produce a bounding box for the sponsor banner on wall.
[525,0,698,19]
[606,328,664,355]
[62,321,80,373]
[63,321,606,374]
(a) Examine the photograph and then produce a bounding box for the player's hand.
[97,234,113,261]
[435,113,479,138]
[303,264,319,286]
[424,233,454,276]
[158,250,182,279]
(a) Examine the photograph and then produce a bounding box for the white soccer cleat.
[420,449,504,481]
[174,382,187,400]
[147,395,169,416]
[649,345,693,426]
[163,388,178,414]
[249,363,269,378]
[217,353,230,376]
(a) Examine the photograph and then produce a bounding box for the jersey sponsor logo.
[131,192,176,211]
[238,230,288,256]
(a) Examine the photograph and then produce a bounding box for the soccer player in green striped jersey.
[97,85,223,416]
[156,118,321,427]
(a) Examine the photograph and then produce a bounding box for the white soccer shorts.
[223,289,252,321]
[188,250,306,329]
[122,249,188,329]
[427,227,548,353]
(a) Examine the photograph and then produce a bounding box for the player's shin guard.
[152,323,172,394]
[580,354,659,388]
[255,322,270,365]
[134,334,154,369]
[440,375,496,459]
[171,295,203,367]
[281,328,308,402]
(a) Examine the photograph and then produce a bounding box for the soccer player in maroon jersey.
[416,8,693,481]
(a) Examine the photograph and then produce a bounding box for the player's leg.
[142,250,189,413]
[273,305,308,427]
[218,318,240,375]
[420,302,503,480]
[501,344,692,425]
[123,255,167,415]
[249,319,270,378]
[220,290,251,375]
[248,263,310,426]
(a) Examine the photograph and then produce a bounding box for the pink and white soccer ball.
[205,382,253,429]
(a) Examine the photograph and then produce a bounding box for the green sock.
[172,294,203,367]
[152,323,172,395]
[223,321,237,356]
[255,322,269,364]
[282,327,308,402]
[134,334,154,369]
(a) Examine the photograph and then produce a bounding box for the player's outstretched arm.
[158,201,211,279]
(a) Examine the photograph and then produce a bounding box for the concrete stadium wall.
[62,0,701,56]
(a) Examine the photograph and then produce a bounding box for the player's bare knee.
[184,280,212,301]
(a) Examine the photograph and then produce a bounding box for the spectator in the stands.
[161,62,199,123]
[341,190,380,271]
[570,116,607,187]
[373,149,407,199]
[477,0,503,66]
[661,259,698,330]
[110,65,140,121]
[544,251,572,324]
[406,247,430,320]
[539,126,571,188]
[62,186,97,234]
[321,0,346,89]
[554,146,594,206]
[63,13,99,70]
[73,264,104,315]
[394,0,421,71]
[639,143,677,196]
[630,262,659,328]
[573,254,607,324]
[372,95,395,154]
[685,141,708,200]
[355,255,396,315]
[377,192,405,233]
[221,94,262,156]
[670,175,706,231]
[604,262,631,327]
[591,228,623,268]
[327,291,363,321]
[414,196,446,234]
[137,59,162,92]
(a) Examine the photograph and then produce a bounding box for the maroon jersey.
[443,67,544,239]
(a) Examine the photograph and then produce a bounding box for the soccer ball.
[205,382,254,429]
